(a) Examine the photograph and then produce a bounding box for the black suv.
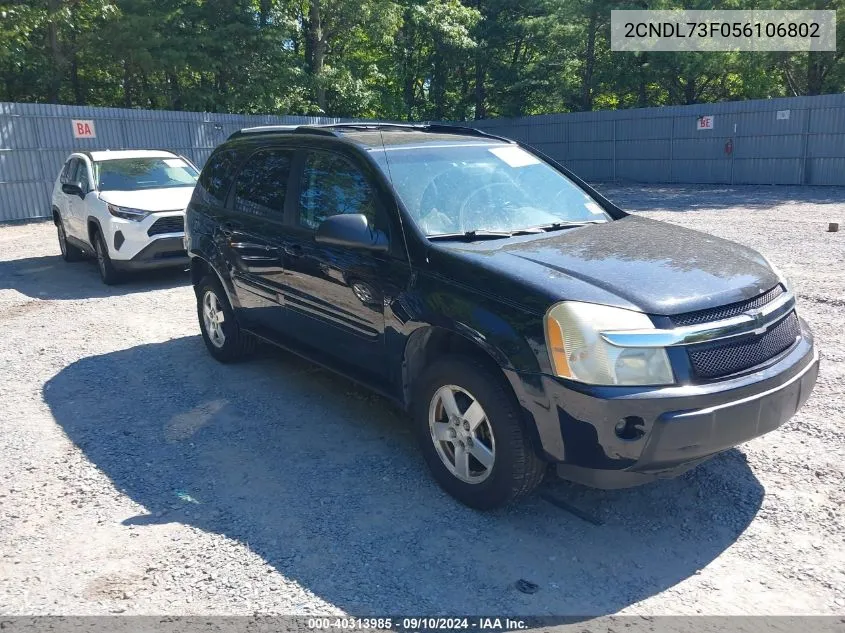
[185,123,819,509]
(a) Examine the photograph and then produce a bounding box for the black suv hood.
[433,216,780,316]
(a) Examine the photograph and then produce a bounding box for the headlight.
[544,301,674,386]
[107,204,150,221]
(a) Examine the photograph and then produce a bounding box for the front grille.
[687,311,801,379]
[147,215,185,236]
[671,285,784,327]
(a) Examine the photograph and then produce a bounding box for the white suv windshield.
[373,143,609,236]
[95,157,199,192]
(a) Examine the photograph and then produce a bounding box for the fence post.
[668,116,674,184]
[800,107,811,185]
[30,112,51,218]
[612,119,617,182]
[730,120,735,185]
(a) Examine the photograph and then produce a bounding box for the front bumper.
[513,319,819,488]
[103,210,185,262]
[111,237,189,271]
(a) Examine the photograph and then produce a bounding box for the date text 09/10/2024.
[307,618,529,631]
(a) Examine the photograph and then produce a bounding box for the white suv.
[51,150,199,284]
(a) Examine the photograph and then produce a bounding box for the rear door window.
[195,149,240,206]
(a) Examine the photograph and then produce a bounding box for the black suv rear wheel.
[413,355,546,509]
[196,275,256,362]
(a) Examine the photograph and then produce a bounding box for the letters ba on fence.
[72,119,96,139]
[611,10,836,52]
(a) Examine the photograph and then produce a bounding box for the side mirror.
[62,182,85,198]
[314,214,388,252]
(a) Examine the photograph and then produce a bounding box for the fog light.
[614,416,645,440]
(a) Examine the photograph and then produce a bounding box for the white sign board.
[777,110,791,120]
[696,115,715,131]
[72,120,96,139]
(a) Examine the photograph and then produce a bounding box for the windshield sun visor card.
[489,146,541,168]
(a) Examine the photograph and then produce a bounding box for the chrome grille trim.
[687,311,801,379]
[600,291,796,348]
[670,285,784,327]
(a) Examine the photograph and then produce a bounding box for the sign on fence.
[696,115,715,130]
[72,120,96,139]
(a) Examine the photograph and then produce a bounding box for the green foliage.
[2,0,844,118]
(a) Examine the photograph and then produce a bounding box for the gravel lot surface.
[0,185,843,617]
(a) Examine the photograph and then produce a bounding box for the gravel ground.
[0,184,843,617]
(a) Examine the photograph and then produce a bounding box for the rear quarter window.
[194,149,240,206]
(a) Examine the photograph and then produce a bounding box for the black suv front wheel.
[414,356,546,509]
[196,275,255,362]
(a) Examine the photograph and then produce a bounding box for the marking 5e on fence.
[611,10,836,52]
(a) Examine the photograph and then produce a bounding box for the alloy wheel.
[57,224,67,257]
[202,290,227,348]
[428,384,496,484]
[95,239,107,276]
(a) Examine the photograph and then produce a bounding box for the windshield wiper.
[428,225,556,241]
[523,220,606,232]
[428,230,515,241]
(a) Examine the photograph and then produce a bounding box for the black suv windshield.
[95,157,199,191]
[372,142,610,236]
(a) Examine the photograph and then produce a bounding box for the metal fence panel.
[615,139,670,160]
[732,158,803,185]
[568,139,614,160]
[671,137,727,161]
[0,181,52,221]
[733,135,804,159]
[670,159,731,184]
[807,157,845,184]
[807,132,845,157]
[0,150,42,182]
[0,103,366,221]
[0,115,38,149]
[4,95,845,221]
[617,159,671,182]
[563,159,614,181]
[478,93,845,187]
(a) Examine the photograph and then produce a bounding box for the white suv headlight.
[544,301,675,386]
[108,203,150,222]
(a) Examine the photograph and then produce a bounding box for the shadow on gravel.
[44,336,764,616]
[0,254,188,299]
[595,184,845,213]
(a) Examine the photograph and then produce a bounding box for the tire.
[413,355,546,509]
[93,230,121,285]
[56,217,83,262]
[196,274,256,363]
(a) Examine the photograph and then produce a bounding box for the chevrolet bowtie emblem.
[745,307,768,335]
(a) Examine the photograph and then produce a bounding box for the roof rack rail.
[419,123,513,143]
[228,125,342,140]
[228,121,513,144]
[321,121,514,143]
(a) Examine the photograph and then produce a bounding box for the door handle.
[284,244,303,257]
